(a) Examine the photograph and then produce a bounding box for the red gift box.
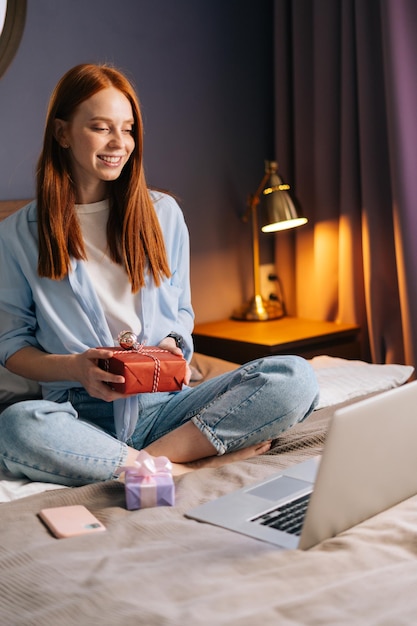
[99,346,186,395]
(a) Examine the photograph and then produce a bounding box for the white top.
[76,199,142,343]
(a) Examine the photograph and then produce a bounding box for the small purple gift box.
[121,451,175,510]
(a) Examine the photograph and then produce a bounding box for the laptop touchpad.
[247,476,312,501]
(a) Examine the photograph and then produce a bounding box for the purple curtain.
[273,0,417,366]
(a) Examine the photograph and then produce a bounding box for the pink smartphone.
[39,505,106,538]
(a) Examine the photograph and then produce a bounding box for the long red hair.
[36,63,170,291]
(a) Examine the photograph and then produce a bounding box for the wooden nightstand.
[193,317,361,364]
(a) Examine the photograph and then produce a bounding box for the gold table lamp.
[232,160,307,321]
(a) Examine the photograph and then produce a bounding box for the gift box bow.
[120,450,173,479]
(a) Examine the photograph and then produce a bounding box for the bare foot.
[170,440,272,475]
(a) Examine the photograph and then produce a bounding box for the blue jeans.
[0,356,319,486]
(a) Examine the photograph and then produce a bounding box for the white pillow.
[0,365,41,403]
[311,356,414,410]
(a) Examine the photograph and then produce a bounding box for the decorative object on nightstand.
[232,160,307,322]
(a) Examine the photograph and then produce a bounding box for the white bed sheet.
[0,356,413,503]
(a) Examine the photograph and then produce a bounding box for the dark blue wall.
[0,0,274,322]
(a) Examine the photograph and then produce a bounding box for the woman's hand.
[157,337,191,385]
[69,348,127,401]
[6,346,126,402]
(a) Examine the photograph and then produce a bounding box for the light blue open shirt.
[0,191,194,441]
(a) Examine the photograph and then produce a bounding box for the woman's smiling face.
[54,86,135,203]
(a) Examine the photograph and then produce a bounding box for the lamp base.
[231,294,285,321]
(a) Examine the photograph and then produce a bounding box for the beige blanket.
[2,399,417,626]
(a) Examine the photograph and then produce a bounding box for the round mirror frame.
[0,0,26,79]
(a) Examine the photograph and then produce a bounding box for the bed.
[1,201,417,625]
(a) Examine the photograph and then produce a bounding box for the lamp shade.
[261,164,307,233]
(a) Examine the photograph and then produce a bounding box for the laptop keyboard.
[251,493,311,536]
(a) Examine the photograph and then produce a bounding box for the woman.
[0,64,319,486]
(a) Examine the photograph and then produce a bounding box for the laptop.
[186,380,417,550]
